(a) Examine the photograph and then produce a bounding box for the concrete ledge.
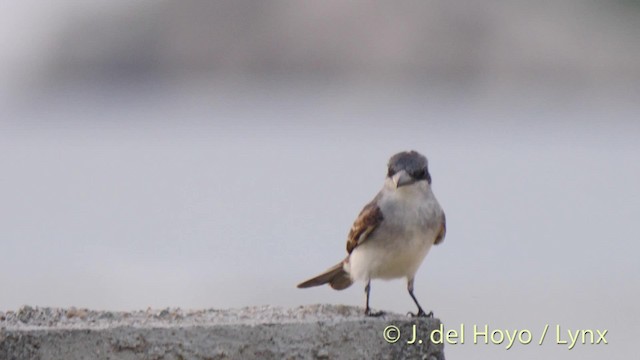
[1,304,445,360]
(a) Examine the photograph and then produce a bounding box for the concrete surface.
[0,304,445,360]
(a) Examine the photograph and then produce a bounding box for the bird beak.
[392,170,414,188]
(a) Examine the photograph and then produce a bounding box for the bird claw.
[365,309,386,317]
[407,310,433,318]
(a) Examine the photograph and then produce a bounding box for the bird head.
[387,151,431,188]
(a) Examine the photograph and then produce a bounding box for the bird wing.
[346,196,384,254]
[434,212,446,245]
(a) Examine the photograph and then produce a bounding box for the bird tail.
[297,260,353,290]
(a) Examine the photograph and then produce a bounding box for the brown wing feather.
[434,212,446,245]
[346,199,384,254]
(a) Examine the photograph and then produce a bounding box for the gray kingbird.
[297,151,446,317]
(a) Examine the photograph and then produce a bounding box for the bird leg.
[364,280,385,317]
[407,278,433,318]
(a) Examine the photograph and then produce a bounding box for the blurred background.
[1,1,639,359]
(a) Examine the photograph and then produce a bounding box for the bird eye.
[415,169,425,179]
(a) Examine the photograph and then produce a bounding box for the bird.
[297,150,446,317]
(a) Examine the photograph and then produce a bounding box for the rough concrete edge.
[1,305,445,360]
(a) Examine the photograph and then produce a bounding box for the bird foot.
[365,308,386,317]
[407,310,433,318]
